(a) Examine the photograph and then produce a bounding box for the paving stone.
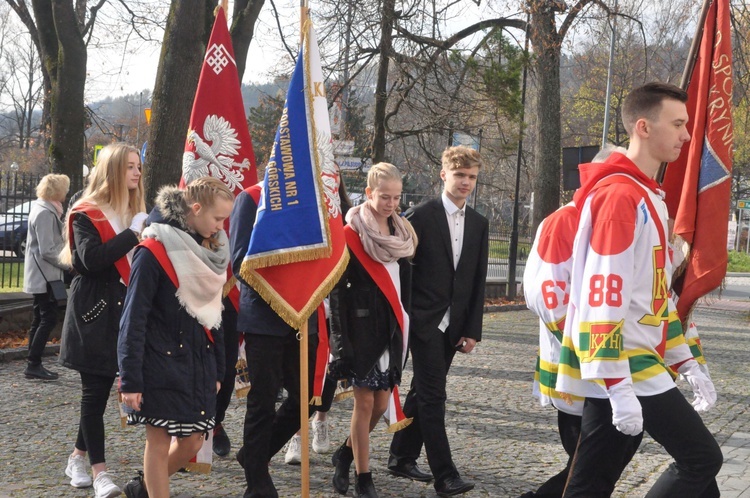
[0,304,746,497]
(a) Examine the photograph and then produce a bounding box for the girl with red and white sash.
[328,163,417,498]
[59,143,147,498]
[118,177,234,498]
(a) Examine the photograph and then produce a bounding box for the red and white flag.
[661,0,733,321]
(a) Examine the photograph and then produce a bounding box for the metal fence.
[0,171,85,289]
[0,171,530,289]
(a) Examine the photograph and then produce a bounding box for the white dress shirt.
[438,193,466,333]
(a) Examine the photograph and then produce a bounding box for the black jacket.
[406,198,489,346]
[229,187,319,337]
[117,196,226,422]
[59,213,140,377]
[329,248,411,383]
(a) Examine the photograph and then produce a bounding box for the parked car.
[0,200,33,258]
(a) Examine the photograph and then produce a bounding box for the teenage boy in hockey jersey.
[559,82,722,497]
[522,146,641,498]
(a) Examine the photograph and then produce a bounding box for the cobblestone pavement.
[0,303,747,498]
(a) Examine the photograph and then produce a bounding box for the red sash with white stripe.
[69,203,131,285]
[343,225,412,432]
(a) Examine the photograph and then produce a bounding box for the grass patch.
[0,260,24,292]
[728,251,750,273]
[489,239,533,260]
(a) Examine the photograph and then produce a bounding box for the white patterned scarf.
[141,223,229,329]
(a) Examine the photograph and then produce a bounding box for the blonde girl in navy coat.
[118,177,234,498]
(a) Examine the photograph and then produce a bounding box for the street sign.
[738,199,750,209]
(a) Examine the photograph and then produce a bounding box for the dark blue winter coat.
[118,199,226,422]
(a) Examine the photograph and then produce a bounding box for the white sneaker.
[312,420,330,454]
[65,454,92,488]
[284,434,302,465]
[93,471,122,498]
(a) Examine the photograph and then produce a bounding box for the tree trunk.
[29,0,58,160]
[143,0,215,204]
[371,0,395,163]
[529,3,562,231]
[48,1,87,177]
[231,0,265,82]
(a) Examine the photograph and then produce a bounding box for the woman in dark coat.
[58,143,147,498]
[328,163,417,498]
[118,178,233,498]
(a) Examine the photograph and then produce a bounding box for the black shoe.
[213,423,231,457]
[24,363,59,380]
[123,471,148,498]
[332,440,353,495]
[354,472,379,498]
[387,460,433,482]
[435,475,475,497]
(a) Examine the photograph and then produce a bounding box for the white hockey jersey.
[556,154,694,398]
[524,202,585,415]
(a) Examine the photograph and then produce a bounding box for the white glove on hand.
[678,360,717,413]
[129,212,149,234]
[607,378,643,436]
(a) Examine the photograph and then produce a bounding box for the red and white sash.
[69,202,132,285]
[344,225,412,432]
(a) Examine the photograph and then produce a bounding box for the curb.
[0,343,59,363]
[484,304,528,313]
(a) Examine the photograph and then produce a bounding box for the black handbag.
[32,254,68,304]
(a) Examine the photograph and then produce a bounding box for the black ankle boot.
[355,472,378,498]
[332,440,353,495]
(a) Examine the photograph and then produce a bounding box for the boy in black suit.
[388,145,489,497]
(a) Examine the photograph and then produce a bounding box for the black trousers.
[74,372,116,465]
[241,332,323,498]
[389,328,458,486]
[215,301,239,425]
[564,388,722,498]
[27,293,58,365]
[530,410,583,498]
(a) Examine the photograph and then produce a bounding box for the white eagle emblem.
[317,130,341,218]
[182,115,251,191]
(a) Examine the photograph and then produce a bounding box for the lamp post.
[9,162,19,194]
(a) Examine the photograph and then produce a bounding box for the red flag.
[181,5,258,311]
[661,0,733,320]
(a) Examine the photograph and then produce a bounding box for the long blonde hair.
[60,143,146,265]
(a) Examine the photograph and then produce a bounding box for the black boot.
[213,423,231,457]
[355,472,379,498]
[24,362,59,380]
[123,471,149,498]
[332,440,353,495]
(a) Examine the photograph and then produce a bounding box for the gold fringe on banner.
[184,462,212,475]
[239,249,349,330]
[333,382,354,402]
[223,275,237,298]
[386,417,413,434]
[243,245,333,271]
[309,396,323,406]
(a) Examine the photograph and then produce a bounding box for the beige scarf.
[346,203,417,264]
[141,223,229,330]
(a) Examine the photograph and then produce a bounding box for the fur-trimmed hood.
[150,185,190,231]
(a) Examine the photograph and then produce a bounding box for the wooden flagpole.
[299,4,311,496]
[656,0,713,184]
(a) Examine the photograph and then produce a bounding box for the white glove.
[607,378,643,436]
[678,360,717,413]
[129,212,149,234]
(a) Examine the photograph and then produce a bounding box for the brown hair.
[60,143,145,266]
[441,145,484,171]
[621,82,688,135]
